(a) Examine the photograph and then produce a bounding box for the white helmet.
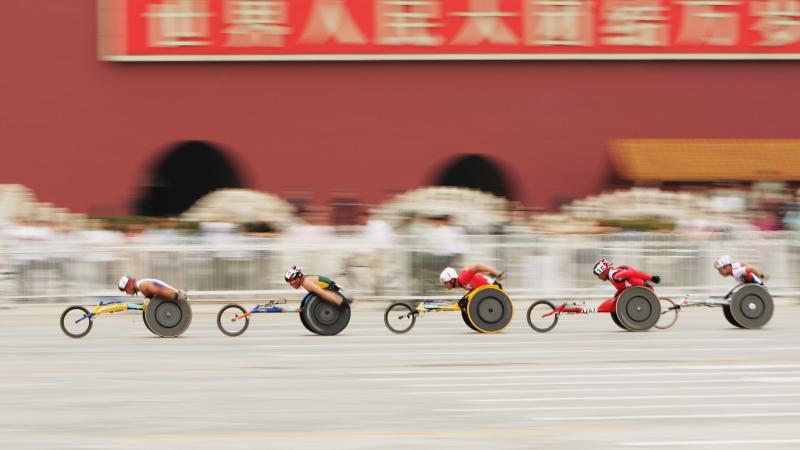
[714,256,732,270]
[118,276,132,291]
[284,265,303,282]
[440,267,458,284]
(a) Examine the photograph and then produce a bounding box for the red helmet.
[592,258,612,277]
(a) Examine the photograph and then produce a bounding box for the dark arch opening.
[135,141,244,217]
[433,154,515,200]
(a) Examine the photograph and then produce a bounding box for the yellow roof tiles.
[611,139,800,181]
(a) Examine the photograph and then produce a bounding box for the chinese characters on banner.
[98,0,800,60]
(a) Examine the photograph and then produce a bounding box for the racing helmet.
[440,267,458,284]
[117,276,133,291]
[592,258,611,277]
[284,265,303,283]
[714,255,732,270]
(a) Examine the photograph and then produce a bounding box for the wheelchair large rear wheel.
[465,287,513,334]
[144,297,192,338]
[728,284,774,329]
[615,287,660,332]
[303,295,351,336]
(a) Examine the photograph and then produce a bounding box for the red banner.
[99,0,800,60]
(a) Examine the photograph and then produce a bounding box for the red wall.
[2,0,800,214]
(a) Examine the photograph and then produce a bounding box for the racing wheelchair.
[384,285,514,334]
[659,283,774,329]
[526,286,674,333]
[217,292,351,336]
[59,296,192,338]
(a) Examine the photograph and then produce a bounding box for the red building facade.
[2,0,800,216]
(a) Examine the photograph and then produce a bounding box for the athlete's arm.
[469,264,503,278]
[613,268,653,282]
[302,278,342,305]
[139,281,179,300]
[743,264,764,278]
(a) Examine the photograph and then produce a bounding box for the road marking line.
[122,427,622,442]
[414,384,800,395]
[536,412,800,421]
[360,363,800,375]
[252,337,766,349]
[620,438,800,447]
[747,377,800,383]
[278,347,800,358]
[365,370,800,382]
[408,376,800,388]
[437,401,800,413]
[467,392,800,403]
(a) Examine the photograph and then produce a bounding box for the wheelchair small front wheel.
[527,300,558,333]
[60,306,93,338]
[217,304,250,337]
[384,302,416,334]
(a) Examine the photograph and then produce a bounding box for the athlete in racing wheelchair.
[59,275,193,338]
[666,256,774,329]
[118,276,192,337]
[284,265,352,306]
[714,255,767,295]
[527,259,665,332]
[383,264,513,334]
[283,265,352,335]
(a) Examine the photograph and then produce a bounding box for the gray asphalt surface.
[1,300,799,449]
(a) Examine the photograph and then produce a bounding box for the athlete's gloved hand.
[761,273,769,281]
[496,271,505,280]
[651,275,661,284]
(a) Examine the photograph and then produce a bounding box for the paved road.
[1,301,799,449]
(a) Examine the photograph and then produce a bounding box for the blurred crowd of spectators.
[1,183,799,298]
[3,183,800,245]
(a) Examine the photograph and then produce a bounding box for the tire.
[143,297,192,338]
[465,286,514,334]
[610,312,626,330]
[527,300,558,333]
[615,286,660,332]
[217,304,250,337]
[461,309,479,331]
[299,293,315,333]
[655,298,679,330]
[143,310,157,336]
[303,294,351,336]
[722,304,744,328]
[299,307,314,332]
[384,302,416,334]
[60,306,92,338]
[728,284,774,329]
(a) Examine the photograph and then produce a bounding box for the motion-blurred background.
[2,0,800,301]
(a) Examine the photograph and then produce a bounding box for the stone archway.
[135,141,244,216]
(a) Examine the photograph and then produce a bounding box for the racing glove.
[651,275,661,284]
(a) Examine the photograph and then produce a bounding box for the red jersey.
[458,268,491,292]
[608,265,654,294]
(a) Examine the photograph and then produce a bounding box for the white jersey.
[731,262,762,285]
[136,278,178,293]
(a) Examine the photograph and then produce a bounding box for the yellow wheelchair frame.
[384,285,514,334]
[59,299,149,338]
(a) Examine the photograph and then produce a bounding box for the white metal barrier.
[0,231,797,301]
